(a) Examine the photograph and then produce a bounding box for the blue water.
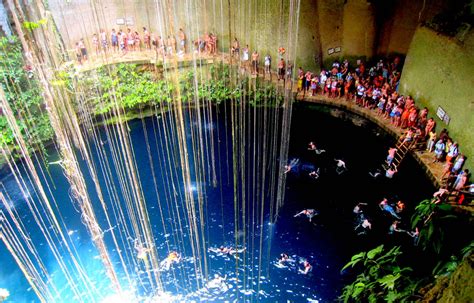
[0,102,434,302]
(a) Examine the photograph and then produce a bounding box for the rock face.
[421,253,474,303]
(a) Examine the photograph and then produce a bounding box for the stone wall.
[399,26,474,172]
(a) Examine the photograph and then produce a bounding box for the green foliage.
[340,245,417,303]
[411,199,457,255]
[0,36,53,154]
[433,241,474,278]
[81,62,281,118]
[22,19,48,31]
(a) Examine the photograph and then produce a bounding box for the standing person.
[251,50,259,75]
[242,45,249,70]
[166,36,173,55]
[134,31,141,51]
[264,54,271,78]
[92,33,100,55]
[171,35,177,54]
[100,29,108,53]
[119,30,127,53]
[286,61,293,81]
[277,58,285,81]
[433,139,446,163]
[231,38,240,58]
[143,27,151,50]
[156,35,164,55]
[178,28,186,53]
[446,142,459,163]
[426,131,437,152]
[78,38,87,61]
[311,76,318,96]
[111,29,118,52]
[297,67,304,93]
[452,155,465,174]
[75,42,82,64]
[304,70,312,94]
[211,33,218,54]
[230,38,240,58]
[127,28,134,51]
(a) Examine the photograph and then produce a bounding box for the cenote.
[1,100,438,302]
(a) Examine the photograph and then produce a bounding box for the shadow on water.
[0,102,435,302]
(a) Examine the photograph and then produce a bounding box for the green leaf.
[367,245,384,259]
[378,274,399,290]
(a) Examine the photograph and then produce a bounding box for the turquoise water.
[0,103,434,302]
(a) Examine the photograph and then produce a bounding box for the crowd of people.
[291,56,472,205]
[74,27,219,64]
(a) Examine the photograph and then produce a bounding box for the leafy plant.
[340,245,417,303]
[0,36,53,156]
[433,241,474,278]
[411,199,457,254]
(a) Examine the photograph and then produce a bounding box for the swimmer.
[388,220,405,235]
[209,246,246,256]
[309,168,320,179]
[335,159,347,174]
[160,251,181,271]
[278,253,290,264]
[354,214,372,235]
[407,227,420,246]
[284,158,300,174]
[294,209,319,222]
[353,202,367,214]
[385,165,397,179]
[395,201,405,214]
[134,239,152,260]
[0,288,9,302]
[369,169,382,178]
[206,274,227,290]
[308,142,326,155]
[379,198,401,220]
[299,260,312,275]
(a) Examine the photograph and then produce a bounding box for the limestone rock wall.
[399,26,474,172]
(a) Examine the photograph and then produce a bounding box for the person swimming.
[309,168,320,179]
[369,169,382,178]
[278,253,290,264]
[385,165,397,179]
[354,214,372,235]
[206,274,228,291]
[160,251,181,271]
[294,209,319,222]
[379,198,401,220]
[299,259,312,275]
[308,142,326,154]
[284,158,300,174]
[407,227,420,246]
[353,202,367,214]
[209,246,246,256]
[134,239,152,260]
[388,220,405,235]
[334,159,347,174]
